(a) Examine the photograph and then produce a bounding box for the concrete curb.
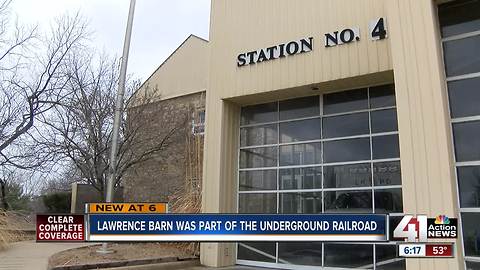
[102,260,200,270]
[49,256,198,270]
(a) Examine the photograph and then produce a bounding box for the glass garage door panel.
[237,85,404,269]
[443,35,480,77]
[439,0,480,267]
[447,77,480,118]
[278,242,322,266]
[324,243,373,268]
[438,0,480,37]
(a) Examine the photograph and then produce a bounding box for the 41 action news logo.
[393,215,457,242]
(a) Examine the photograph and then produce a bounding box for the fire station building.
[131,0,480,269]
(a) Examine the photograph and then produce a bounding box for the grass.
[168,187,202,256]
[0,210,30,250]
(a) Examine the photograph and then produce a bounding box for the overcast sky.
[10,0,211,81]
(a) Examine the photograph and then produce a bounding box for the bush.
[42,192,71,213]
[1,181,31,211]
[0,211,28,250]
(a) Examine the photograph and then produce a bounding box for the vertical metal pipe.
[98,0,136,254]
[106,0,136,204]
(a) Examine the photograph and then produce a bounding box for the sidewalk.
[106,263,273,270]
[0,240,92,270]
[0,241,272,270]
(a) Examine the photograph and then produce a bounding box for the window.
[439,0,480,267]
[192,110,205,135]
[237,84,403,269]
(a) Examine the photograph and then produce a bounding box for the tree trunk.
[0,179,9,210]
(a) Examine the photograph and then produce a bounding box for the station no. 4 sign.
[325,18,387,47]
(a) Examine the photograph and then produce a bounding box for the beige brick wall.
[123,92,205,203]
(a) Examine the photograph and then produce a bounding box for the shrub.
[42,192,71,213]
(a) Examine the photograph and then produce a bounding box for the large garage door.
[439,1,480,269]
[237,85,405,269]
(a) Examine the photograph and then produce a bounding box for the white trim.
[321,107,388,118]
[456,161,480,167]
[322,134,368,143]
[368,89,376,217]
[238,185,402,194]
[459,208,480,213]
[239,166,279,171]
[239,131,399,150]
[451,115,480,124]
[239,158,401,171]
[446,72,480,82]
[465,256,480,263]
[240,143,278,150]
[240,120,282,129]
[441,29,480,42]
[239,106,397,129]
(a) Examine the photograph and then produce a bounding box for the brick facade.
[123,91,205,203]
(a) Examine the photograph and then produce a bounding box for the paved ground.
[188,267,273,270]
[0,240,92,270]
[0,241,272,270]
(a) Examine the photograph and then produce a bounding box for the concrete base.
[103,260,200,270]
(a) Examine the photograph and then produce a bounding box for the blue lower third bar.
[87,214,388,242]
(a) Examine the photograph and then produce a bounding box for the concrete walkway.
[188,267,274,270]
[0,240,92,270]
[107,262,274,270]
[0,241,272,270]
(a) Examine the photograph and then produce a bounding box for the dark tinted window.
[439,0,480,38]
[322,112,369,138]
[371,109,398,133]
[453,121,480,162]
[374,188,403,213]
[240,147,277,168]
[238,193,277,214]
[280,118,321,143]
[370,84,396,108]
[372,135,400,159]
[241,102,277,125]
[376,245,405,270]
[457,166,480,208]
[280,192,322,214]
[466,261,480,270]
[324,244,373,268]
[279,96,319,120]
[280,143,321,166]
[240,124,277,147]
[324,138,371,163]
[324,190,373,213]
[448,77,480,118]
[279,167,322,190]
[278,242,322,266]
[374,161,402,186]
[324,88,368,114]
[461,212,480,257]
[324,163,371,188]
[238,242,276,263]
[239,170,277,191]
[444,35,480,77]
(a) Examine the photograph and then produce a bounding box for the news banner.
[36,203,458,258]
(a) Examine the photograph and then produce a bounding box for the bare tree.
[0,1,88,209]
[40,53,185,200]
[0,9,87,169]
